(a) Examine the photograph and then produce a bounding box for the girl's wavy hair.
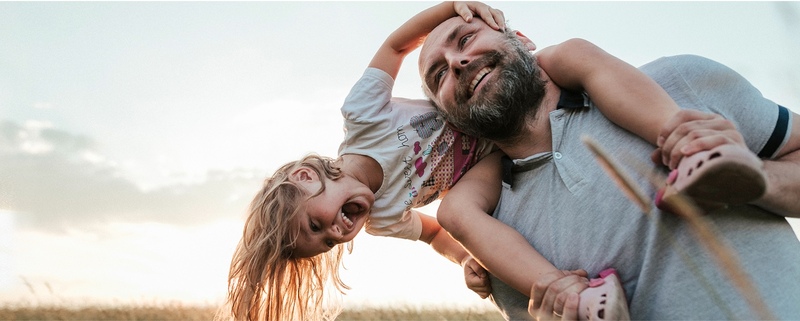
[221,154,354,321]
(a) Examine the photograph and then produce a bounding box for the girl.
[223,2,766,321]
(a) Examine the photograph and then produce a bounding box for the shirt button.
[554,152,563,159]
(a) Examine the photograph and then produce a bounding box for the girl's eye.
[326,240,335,248]
[310,221,320,232]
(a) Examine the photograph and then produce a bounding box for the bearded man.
[419,16,800,320]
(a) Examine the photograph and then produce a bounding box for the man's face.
[419,17,546,141]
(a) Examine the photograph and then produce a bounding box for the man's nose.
[446,52,470,75]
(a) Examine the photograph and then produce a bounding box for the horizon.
[1,1,799,309]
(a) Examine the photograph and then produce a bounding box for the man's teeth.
[341,211,353,227]
[470,67,493,95]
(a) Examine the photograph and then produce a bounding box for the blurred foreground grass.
[0,303,504,320]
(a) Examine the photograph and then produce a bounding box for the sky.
[1,1,799,310]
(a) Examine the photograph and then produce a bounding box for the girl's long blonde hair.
[224,154,353,321]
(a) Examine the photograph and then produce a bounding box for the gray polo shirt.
[489,55,800,320]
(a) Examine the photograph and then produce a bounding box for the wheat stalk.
[581,135,774,320]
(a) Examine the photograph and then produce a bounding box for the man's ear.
[514,30,537,51]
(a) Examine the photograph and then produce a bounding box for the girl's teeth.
[341,212,353,227]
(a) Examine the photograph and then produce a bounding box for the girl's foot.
[655,144,767,212]
[578,268,629,321]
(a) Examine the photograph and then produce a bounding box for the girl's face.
[290,167,373,258]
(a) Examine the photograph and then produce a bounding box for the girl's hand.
[462,256,492,299]
[453,1,506,31]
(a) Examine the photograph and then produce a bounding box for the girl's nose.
[329,224,342,239]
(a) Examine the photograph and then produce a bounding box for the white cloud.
[0,120,262,232]
[16,120,55,154]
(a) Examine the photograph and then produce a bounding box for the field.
[0,303,505,321]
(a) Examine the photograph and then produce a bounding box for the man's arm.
[759,114,800,215]
[657,109,800,216]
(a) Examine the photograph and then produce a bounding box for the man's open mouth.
[469,66,493,96]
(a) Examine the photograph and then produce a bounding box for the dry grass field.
[0,303,504,321]
[0,303,216,321]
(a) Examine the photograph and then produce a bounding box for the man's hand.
[462,256,492,299]
[652,109,747,169]
[528,270,588,321]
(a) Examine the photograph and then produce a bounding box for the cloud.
[0,120,262,232]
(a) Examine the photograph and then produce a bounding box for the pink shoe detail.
[588,278,606,288]
[656,144,767,212]
[667,169,678,185]
[578,268,629,321]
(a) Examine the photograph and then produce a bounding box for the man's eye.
[310,221,320,232]
[459,34,473,47]
[435,68,446,83]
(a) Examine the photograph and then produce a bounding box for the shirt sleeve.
[365,207,423,241]
[340,68,395,123]
[640,55,791,158]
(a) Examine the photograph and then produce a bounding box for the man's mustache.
[455,51,504,104]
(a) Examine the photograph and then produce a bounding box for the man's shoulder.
[639,54,731,79]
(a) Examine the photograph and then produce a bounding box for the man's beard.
[442,32,547,142]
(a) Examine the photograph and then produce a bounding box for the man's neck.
[496,81,561,160]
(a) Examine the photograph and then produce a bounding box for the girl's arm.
[535,38,680,145]
[437,151,566,296]
[379,1,506,295]
[369,1,504,80]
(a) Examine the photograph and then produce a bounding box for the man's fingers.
[657,109,745,169]
[560,293,580,321]
[530,278,549,311]
[550,276,589,315]
[530,270,588,319]
[532,271,588,316]
[651,147,663,165]
[530,270,568,310]
[658,109,719,145]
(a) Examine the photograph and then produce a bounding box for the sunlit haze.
[1,1,798,310]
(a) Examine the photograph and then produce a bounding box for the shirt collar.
[501,89,588,186]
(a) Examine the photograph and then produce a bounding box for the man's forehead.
[425,16,464,45]
[422,18,474,61]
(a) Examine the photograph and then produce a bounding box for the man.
[418,16,800,320]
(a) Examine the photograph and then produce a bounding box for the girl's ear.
[514,30,536,51]
[290,167,319,183]
[290,167,322,194]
